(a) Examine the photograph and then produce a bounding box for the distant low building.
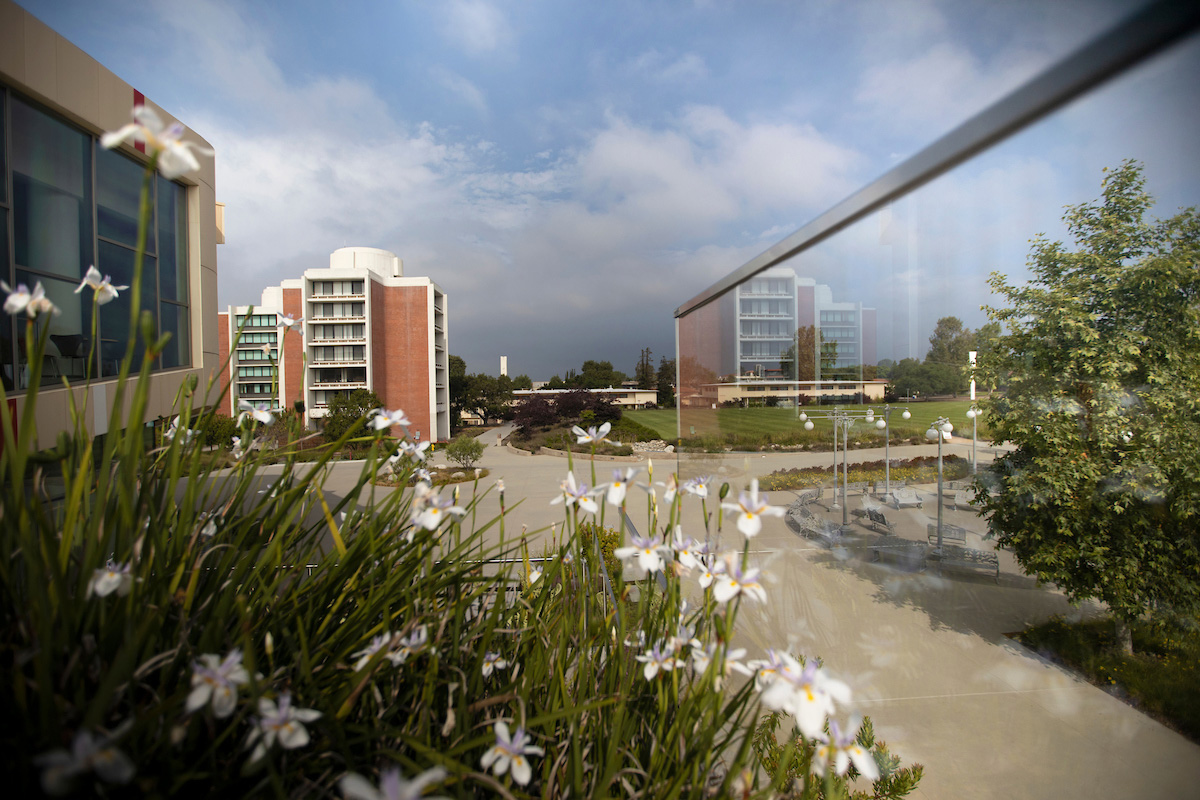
[513,387,659,409]
[684,379,888,408]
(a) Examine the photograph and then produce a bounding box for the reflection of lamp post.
[925,417,953,552]
[873,405,911,501]
[966,405,979,474]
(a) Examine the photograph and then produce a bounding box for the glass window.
[11,97,93,283]
[158,302,189,370]
[96,146,144,249]
[157,176,187,303]
[12,269,96,389]
[97,240,156,377]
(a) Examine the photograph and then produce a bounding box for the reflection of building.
[731,267,875,381]
[686,379,888,408]
[1,0,220,446]
[512,387,658,409]
[218,247,450,442]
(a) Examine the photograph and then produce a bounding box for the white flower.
[197,512,219,538]
[759,655,851,739]
[549,472,599,516]
[186,650,249,718]
[231,435,248,460]
[721,479,786,538]
[352,632,393,671]
[385,626,429,666]
[528,567,542,585]
[398,439,431,462]
[164,416,195,444]
[712,553,767,604]
[237,399,275,426]
[683,475,713,499]
[602,467,639,507]
[340,766,450,800]
[671,527,706,572]
[370,408,411,431]
[278,313,303,330]
[697,554,725,589]
[246,693,322,763]
[635,641,685,681]
[690,642,752,690]
[812,718,880,781]
[571,421,611,444]
[2,280,59,317]
[656,474,680,505]
[101,105,213,178]
[88,560,133,598]
[481,651,509,679]
[480,721,543,786]
[73,265,128,306]
[613,532,670,574]
[412,490,466,531]
[35,729,135,795]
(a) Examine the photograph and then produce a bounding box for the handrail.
[675,0,1200,319]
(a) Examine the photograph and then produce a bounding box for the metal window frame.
[675,0,1200,319]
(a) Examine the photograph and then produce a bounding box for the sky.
[19,0,1196,378]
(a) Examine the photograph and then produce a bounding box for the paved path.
[304,430,1200,798]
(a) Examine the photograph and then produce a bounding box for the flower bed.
[759,455,971,491]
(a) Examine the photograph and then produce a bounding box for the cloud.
[431,67,489,115]
[440,0,513,56]
[626,49,708,83]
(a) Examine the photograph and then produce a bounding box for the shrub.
[514,395,557,430]
[445,433,486,467]
[609,416,661,443]
[202,413,238,447]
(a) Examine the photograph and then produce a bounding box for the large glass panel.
[12,269,95,389]
[97,240,156,377]
[157,301,189,370]
[157,175,187,302]
[0,91,6,205]
[95,145,145,249]
[10,97,93,282]
[674,28,1199,799]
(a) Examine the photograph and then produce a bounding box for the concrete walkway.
[314,430,1200,798]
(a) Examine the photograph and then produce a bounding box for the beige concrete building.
[684,379,888,408]
[1,0,220,447]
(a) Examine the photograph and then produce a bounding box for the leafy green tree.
[462,373,516,424]
[925,316,974,395]
[546,374,566,389]
[635,347,656,389]
[445,433,485,468]
[656,356,676,408]
[979,161,1200,653]
[448,354,468,428]
[322,388,384,442]
[510,374,533,390]
[569,359,627,389]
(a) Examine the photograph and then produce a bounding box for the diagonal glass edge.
[674,0,1200,319]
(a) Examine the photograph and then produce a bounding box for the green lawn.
[626,400,992,447]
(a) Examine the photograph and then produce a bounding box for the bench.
[871,535,927,571]
[934,544,1000,582]
[867,507,896,535]
[926,523,968,547]
[791,512,842,548]
[893,487,923,509]
[950,489,973,511]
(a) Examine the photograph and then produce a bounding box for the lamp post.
[925,416,953,553]
[873,405,911,501]
[966,405,979,474]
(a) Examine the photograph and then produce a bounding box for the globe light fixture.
[804,420,815,431]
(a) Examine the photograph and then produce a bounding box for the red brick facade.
[215,312,233,415]
[371,284,432,441]
[281,287,304,410]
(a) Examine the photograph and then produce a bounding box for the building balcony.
[309,380,368,391]
[307,314,366,323]
[309,292,365,301]
[308,358,367,367]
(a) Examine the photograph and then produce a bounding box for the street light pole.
[967,405,979,474]
[925,416,953,552]
[841,413,852,528]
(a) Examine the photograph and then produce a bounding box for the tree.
[924,316,974,395]
[979,161,1200,653]
[322,388,384,442]
[656,356,676,408]
[635,348,656,389]
[510,374,533,390]
[461,374,515,425]
[569,359,627,389]
[448,355,468,429]
[445,433,485,468]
